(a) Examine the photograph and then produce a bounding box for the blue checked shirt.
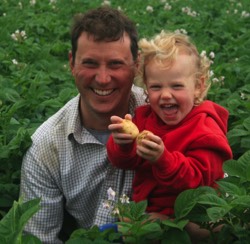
[20,85,145,243]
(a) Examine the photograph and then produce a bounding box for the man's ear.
[135,51,141,69]
[69,51,74,75]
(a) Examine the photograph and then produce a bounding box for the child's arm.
[107,114,139,170]
[136,132,165,163]
[108,114,135,145]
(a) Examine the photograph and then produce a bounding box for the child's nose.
[161,89,172,99]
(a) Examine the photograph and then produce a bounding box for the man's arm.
[20,143,64,244]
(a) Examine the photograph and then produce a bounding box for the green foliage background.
[0,0,250,218]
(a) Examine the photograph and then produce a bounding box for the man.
[20,6,145,243]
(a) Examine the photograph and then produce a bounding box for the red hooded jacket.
[107,101,233,215]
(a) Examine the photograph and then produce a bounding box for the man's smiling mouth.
[93,88,114,96]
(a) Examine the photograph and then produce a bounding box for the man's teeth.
[93,89,113,96]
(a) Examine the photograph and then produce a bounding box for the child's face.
[145,53,202,126]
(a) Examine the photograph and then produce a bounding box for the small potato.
[136,130,152,145]
[119,119,139,139]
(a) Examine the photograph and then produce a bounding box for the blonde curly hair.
[138,31,211,105]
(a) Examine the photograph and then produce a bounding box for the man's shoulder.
[32,95,80,142]
[131,84,144,96]
[130,85,146,109]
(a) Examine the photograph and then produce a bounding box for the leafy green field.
[0,0,250,218]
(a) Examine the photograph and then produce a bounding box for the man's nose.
[95,66,111,84]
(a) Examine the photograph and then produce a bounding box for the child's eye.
[149,85,161,90]
[173,84,184,89]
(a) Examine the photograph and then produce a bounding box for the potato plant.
[0,0,250,242]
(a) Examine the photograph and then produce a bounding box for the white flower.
[146,6,154,13]
[182,7,190,13]
[209,51,215,59]
[18,2,23,9]
[107,187,116,201]
[12,59,18,65]
[182,6,199,17]
[112,207,120,215]
[120,194,130,204]
[175,28,187,35]
[11,33,18,41]
[30,0,36,5]
[240,92,246,100]
[11,30,27,42]
[102,201,111,209]
[209,70,214,77]
[20,30,27,39]
[200,50,206,57]
[212,78,219,83]
[164,3,172,10]
[101,0,111,6]
[241,11,250,18]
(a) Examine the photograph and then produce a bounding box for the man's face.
[70,32,137,128]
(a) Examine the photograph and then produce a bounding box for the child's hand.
[108,114,138,145]
[136,132,164,162]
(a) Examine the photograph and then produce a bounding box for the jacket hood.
[135,101,229,136]
[183,100,229,134]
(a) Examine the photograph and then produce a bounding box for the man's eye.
[109,61,124,68]
[82,60,98,67]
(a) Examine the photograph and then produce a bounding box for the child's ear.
[196,76,205,90]
[194,77,205,103]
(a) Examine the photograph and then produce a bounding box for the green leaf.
[174,187,216,219]
[243,118,250,131]
[0,198,41,243]
[69,228,88,239]
[231,195,250,207]
[224,151,250,182]
[197,193,228,206]
[138,222,163,239]
[162,219,189,231]
[115,221,133,236]
[227,128,250,138]
[161,228,192,244]
[66,238,93,244]
[129,200,147,221]
[207,206,232,221]
[216,180,246,196]
[223,159,246,179]
[21,234,42,244]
